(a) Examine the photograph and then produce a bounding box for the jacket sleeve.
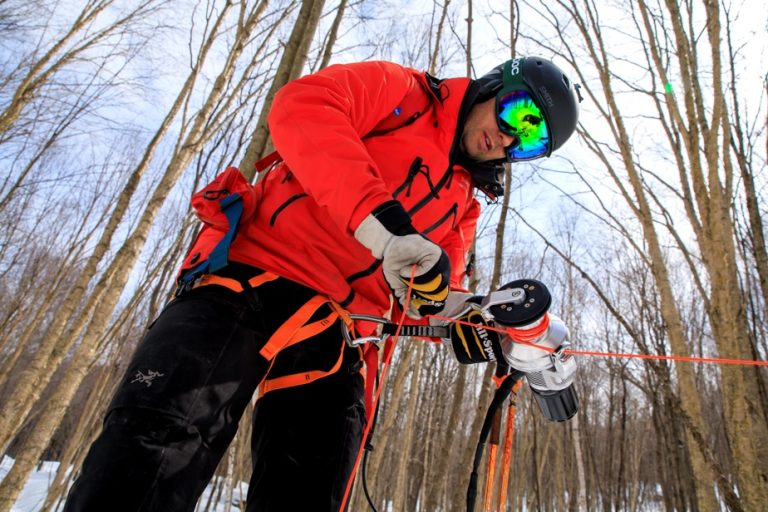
[443,197,481,290]
[268,61,420,234]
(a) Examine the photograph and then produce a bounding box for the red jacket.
[181,61,481,324]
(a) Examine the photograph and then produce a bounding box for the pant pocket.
[108,291,268,424]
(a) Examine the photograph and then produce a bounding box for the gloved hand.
[429,290,475,323]
[427,291,501,364]
[354,200,450,319]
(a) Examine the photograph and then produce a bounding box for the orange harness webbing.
[259,336,349,395]
[191,272,361,397]
[257,296,361,396]
[188,271,279,293]
[258,295,335,360]
[483,376,523,511]
[483,407,501,512]
[497,380,522,511]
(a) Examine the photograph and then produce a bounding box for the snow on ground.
[0,457,246,512]
[1,457,64,512]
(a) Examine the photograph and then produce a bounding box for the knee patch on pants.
[105,407,198,446]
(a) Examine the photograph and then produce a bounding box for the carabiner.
[340,314,392,347]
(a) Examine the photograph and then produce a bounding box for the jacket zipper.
[393,157,423,198]
[269,193,308,227]
[347,173,457,284]
[406,166,454,217]
[422,203,458,235]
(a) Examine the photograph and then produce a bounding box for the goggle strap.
[503,58,524,89]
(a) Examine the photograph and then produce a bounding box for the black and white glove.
[430,291,503,364]
[354,200,450,319]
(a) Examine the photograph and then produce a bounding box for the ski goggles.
[495,59,552,161]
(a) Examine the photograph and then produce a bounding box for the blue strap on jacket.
[179,193,243,285]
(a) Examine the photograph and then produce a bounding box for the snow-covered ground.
[0,457,245,512]
[1,457,66,512]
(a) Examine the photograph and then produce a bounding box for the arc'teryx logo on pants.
[130,370,165,387]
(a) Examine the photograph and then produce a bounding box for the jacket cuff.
[348,189,396,234]
[369,200,417,236]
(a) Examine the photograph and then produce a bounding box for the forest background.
[0,0,766,510]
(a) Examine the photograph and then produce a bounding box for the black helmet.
[477,56,581,155]
[468,56,582,197]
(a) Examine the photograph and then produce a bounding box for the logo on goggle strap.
[509,58,522,77]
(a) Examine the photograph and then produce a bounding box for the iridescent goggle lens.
[496,89,551,161]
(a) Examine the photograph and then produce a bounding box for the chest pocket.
[392,156,464,240]
[367,77,435,137]
[423,203,458,235]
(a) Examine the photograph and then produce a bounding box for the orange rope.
[502,313,550,343]
[484,443,498,512]
[429,313,556,353]
[564,348,768,366]
[428,313,768,367]
[483,408,502,512]
[497,380,522,511]
[340,297,768,512]
[338,266,416,512]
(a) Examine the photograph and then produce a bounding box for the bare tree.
[0,1,283,507]
[239,0,326,176]
[0,0,240,457]
[510,0,767,507]
[0,0,165,139]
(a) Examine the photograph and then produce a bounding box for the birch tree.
[518,0,767,507]
[0,0,240,457]
[0,0,165,140]
[0,1,285,507]
[239,0,326,176]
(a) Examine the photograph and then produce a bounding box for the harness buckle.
[174,273,203,297]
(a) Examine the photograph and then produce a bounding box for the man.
[64,56,581,511]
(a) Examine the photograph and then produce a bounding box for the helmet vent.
[562,75,570,87]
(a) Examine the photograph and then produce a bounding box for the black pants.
[63,273,366,512]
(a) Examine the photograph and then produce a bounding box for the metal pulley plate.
[488,279,551,327]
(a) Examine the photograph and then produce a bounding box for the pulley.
[485,279,551,327]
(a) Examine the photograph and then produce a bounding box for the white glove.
[354,201,451,319]
[428,291,476,326]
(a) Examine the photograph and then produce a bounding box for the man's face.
[460,97,518,162]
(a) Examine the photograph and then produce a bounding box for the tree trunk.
[0,0,237,455]
[0,3,272,506]
[570,412,588,511]
[652,0,768,505]
[0,0,113,136]
[451,162,514,512]
[556,1,723,508]
[239,0,326,176]
[428,0,451,75]
[317,0,347,70]
[364,347,415,509]
[424,363,468,509]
